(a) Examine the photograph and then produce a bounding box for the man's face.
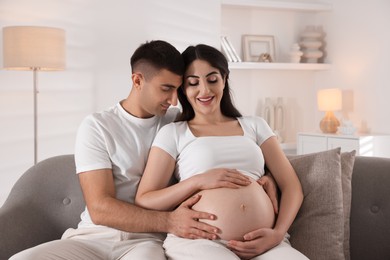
[138,69,182,117]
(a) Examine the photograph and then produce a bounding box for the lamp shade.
[317,88,342,111]
[3,26,65,71]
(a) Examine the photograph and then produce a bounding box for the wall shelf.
[228,62,331,71]
[221,0,332,12]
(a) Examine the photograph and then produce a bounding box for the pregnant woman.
[136,44,308,260]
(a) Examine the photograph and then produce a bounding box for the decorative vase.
[263,98,275,130]
[274,97,285,142]
[300,26,323,63]
[289,43,303,63]
[316,25,326,63]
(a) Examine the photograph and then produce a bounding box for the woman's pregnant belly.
[192,178,275,241]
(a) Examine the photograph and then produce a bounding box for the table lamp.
[2,26,66,164]
[317,88,342,133]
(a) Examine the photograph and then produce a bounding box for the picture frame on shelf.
[242,35,275,62]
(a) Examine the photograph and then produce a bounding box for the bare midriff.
[192,178,275,241]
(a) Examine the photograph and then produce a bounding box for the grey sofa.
[0,155,389,259]
[0,155,84,259]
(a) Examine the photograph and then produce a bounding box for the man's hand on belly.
[257,174,279,214]
[168,194,220,240]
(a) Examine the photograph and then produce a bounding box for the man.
[11,40,278,259]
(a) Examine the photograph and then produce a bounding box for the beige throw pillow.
[287,148,345,260]
[340,150,356,260]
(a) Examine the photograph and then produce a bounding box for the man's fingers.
[191,213,220,239]
[193,210,216,221]
[181,194,202,208]
[257,178,265,185]
[195,218,219,231]
[258,176,279,214]
[190,226,219,240]
[182,201,220,239]
[270,196,279,214]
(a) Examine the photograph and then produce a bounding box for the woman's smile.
[197,96,215,105]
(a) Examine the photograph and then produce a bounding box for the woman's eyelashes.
[187,78,199,86]
[186,77,218,86]
[208,75,218,83]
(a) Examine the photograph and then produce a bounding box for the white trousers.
[164,234,309,260]
[10,227,166,260]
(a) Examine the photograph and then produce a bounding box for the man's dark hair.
[130,40,184,80]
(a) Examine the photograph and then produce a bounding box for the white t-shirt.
[152,116,275,182]
[75,103,179,228]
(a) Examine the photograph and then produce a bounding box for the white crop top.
[152,116,275,181]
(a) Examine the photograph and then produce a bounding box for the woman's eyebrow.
[185,75,199,79]
[185,71,219,79]
[206,71,219,77]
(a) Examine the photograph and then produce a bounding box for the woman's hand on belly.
[227,227,285,259]
[191,168,251,190]
[192,178,275,241]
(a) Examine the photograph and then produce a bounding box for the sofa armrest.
[0,155,85,259]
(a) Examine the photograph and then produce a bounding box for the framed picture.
[242,35,275,62]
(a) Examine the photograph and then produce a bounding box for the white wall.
[1,0,389,206]
[317,0,390,135]
[0,0,98,206]
[0,0,220,206]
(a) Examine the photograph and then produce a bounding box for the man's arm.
[79,169,219,239]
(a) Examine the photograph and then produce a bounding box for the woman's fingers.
[199,168,251,190]
[223,169,251,186]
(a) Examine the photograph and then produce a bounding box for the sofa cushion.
[287,148,344,260]
[341,151,356,260]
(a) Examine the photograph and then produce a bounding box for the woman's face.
[183,60,225,117]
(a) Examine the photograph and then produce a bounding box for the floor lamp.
[2,26,66,164]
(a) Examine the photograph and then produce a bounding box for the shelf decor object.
[289,43,303,63]
[263,97,275,130]
[274,97,285,142]
[242,34,275,62]
[2,26,66,164]
[317,88,342,134]
[222,0,332,71]
[300,26,324,63]
[220,36,241,62]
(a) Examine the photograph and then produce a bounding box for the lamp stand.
[33,68,38,165]
[320,111,340,134]
[3,26,66,166]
